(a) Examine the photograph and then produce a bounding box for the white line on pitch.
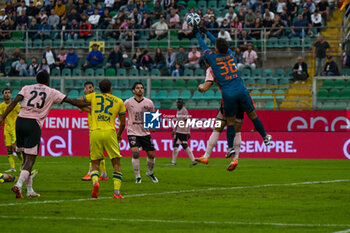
[0,179,349,207]
[332,229,350,233]
[0,215,349,228]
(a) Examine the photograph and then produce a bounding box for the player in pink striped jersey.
[124,82,158,184]
[169,98,197,166]
[0,71,89,198]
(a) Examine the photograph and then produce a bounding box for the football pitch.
[0,156,349,233]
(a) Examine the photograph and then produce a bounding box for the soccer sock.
[17,152,24,165]
[26,175,34,193]
[147,157,155,174]
[204,131,221,159]
[227,125,236,148]
[233,132,242,160]
[100,159,107,176]
[113,172,122,195]
[132,158,140,177]
[185,147,195,161]
[88,162,92,175]
[90,170,99,184]
[17,170,30,188]
[252,117,267,138]
[172,147,178,164]
[8,150,15,168]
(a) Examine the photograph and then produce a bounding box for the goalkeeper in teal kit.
[194,26,272,163]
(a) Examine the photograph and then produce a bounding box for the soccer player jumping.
[194,26,271,168]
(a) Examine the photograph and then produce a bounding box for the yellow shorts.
[90,129,122,161]
[4,130,16,147]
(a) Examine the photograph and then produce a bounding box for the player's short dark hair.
[176,98,183,103]
[99,79,112,93]
[132,81,144,90]
[2,87,10,94]
[84,81,94,87]
[36,70,50,84]
[215,38,229,54]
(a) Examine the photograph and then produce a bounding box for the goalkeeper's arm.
[196,32,209,52]
[205,31,217,44]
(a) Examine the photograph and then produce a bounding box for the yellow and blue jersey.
[0,102,20,132]
[84,92,126,131]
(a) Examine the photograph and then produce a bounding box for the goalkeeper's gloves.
[192,25,199,34]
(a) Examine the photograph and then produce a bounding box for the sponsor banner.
[0,129,349,159]
[41,110,350,132]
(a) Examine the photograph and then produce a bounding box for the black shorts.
[173,132,190,146]
[16,117,41,155]
[128,135,155,151]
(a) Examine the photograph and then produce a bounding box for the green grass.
[0,156,350,233]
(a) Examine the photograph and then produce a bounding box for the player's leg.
[130,146,141,183]
[81,160,92,181]
[89,130,104,198]
[227,119,242,172]
[99,159,108,180]
[141,135,158,183]
[111,158,124,199]
[5,145,16,172]
[247,110,271,145]
[170,134,180,165]
[13,131,24,166]
[222,95,238,158]
[90,159,100,198]
[180,134,197,165]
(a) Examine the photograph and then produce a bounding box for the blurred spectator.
[10,48,22,72]
[106,45,123,70]
[245,8,256,28]
[175,47,187,70]
[85,3,94,16]
[82,43,103,70]
[238,0,250,13]
[313,34,330,75]
[77,0,87,15]
[37,57,50,74]
[140,50,154,70]
[54,0,66,17]
[252,0,265,15]
[242,44,258,70]
[225,7,237,23]
[166,47,176,74]
[121,0,136,15]
[322,56,339,76]
[265,0,276,12]
[172,63,181,77]
[301,7,312,23]
[153,48,165,69]
[239,30,252,48]
[207,16,219,36]
[55,17,70,40]
[277,0,287,14]
[234,47,244,70]
[140,11,152,29]
[45,0,56,14]
[29,18,39,39]
[311,11,322,34]
[65,48,78,69]
[288,14,311,38]
[27,1,37,19]
[342,37,350,68]
[165,0,177,13]
[148,15,168,40]
[178,18,193,40]
[56,48,67,70]
[264,8,275,20]
[250,18,263,40]
[69,19,80,40]
[96,3,104,16]
[120,31,135,53]
[317,0,329,22]
[237,8,246,22]
[227,0,235,7]
[168,9,180,29]
[66,0,75,16]
[104,18,122,39]
[139,0,149,14]
[263,14,274,38]
[291,56,309,83]
[230,17,242,36]
[105,0,115,10]
[218,29,232,41]
[43,45,57,69]
[184,46,200,69]
[221,19,230,30]
[5,2,14,15]
[303,0,316,13]
[153,1,165,20]
[48,9,60,29]
[0,19,13,40]
[16,58,28,76]
[17,1,27,17]
[37,16,51,40]
[270,15,285,38]
[29,57,39,76]
[132,48,143,69]
[280,9,290,27]
[0,47,8,76]
[88,9,101,29]
[129,8,142,25]
[99,9,112,29]
[38,8,48,22]
[128,18,140,39]
[287,0,298,21]
[79,20,92,40]
[68,8,81,23]
[17,10,29,30]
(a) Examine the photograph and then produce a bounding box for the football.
[186,13,201,27]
